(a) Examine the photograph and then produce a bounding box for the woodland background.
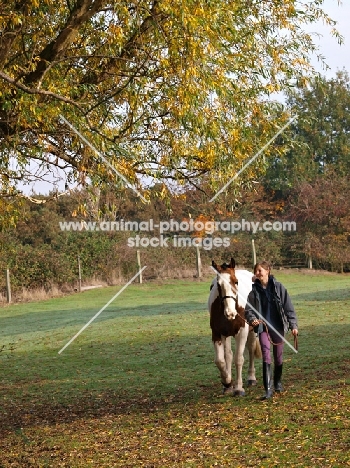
[1,79,350,299]
[1,72,350,299]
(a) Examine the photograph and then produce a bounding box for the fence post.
[78,256,82,292]
[196,244,202,278]
[307,255,312,269]
[251,239,256,268]
[6,269,11,303]
[137,250,143,283]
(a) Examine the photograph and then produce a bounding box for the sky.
[307,0,350,77]
[18,0,350,196]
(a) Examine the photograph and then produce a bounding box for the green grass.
[0,272,349,467]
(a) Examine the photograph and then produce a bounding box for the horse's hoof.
[247,379,257,387]
[233,390,245,397]
[222,386,234,395]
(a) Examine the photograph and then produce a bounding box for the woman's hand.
[291,328,298,336]
[251,319,260,327]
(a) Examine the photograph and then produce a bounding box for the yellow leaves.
[292,57,311,68]
[286,3,296,17]
[116,158,137,182]
[265,82,281,94]
[29,104,37,116]
[9,14,23,26]
[108,24,124,43]
[0,0,340,191]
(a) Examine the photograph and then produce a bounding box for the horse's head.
[212,257,238,320]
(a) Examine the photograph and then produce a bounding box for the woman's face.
[254,265,269,285]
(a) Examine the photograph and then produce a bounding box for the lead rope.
[293,333,298,351]
[260,320,298,351]
[235,314,298,351]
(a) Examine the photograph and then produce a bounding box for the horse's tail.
[254,336,262,359]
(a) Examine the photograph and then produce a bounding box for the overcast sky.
[19,0,350,195]
[309,0,350,77]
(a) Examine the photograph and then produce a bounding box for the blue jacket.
[244,275,298,333]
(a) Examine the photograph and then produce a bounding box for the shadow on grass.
[292,287,350,302]
[1,322,349,436]
[0,300,207,337]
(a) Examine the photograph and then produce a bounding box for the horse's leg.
[223,336,233,392]
[214,337,233,394]
[233,328,248,396]
[246,327,258,386]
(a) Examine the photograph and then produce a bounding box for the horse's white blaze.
[218,271,237,320]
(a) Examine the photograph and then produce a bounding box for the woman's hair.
[254,261,272,275]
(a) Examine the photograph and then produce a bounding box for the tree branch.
[23,0,104,86]
[82,0,168,86]
[0,70,84,111]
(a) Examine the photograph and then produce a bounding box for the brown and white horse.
[208,258,262,396]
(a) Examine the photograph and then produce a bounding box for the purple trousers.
[259,328,284,366]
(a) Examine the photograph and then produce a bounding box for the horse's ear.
[212,260,219,271]
[230,257,235,269]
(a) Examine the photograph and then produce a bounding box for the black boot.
[274,364,283,392]
[261,362,273,400]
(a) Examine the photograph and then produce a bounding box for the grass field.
[0,271,349,467]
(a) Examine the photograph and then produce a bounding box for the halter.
[220,293,237,304]
[217,277,238,304]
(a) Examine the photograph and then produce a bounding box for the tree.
[287,171,350,272]
[264,70,350,193]
[0,0,340,198]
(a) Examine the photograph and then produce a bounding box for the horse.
[208,257,262,396]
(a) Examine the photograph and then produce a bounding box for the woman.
[245,261,298,399]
